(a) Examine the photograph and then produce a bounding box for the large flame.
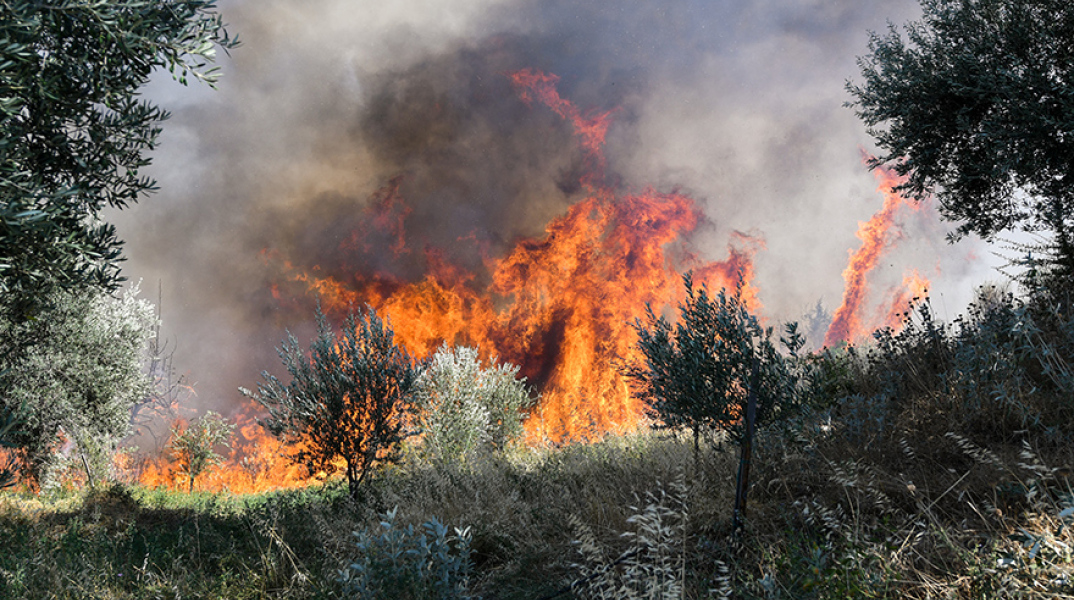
[267,69,760,444]
[824,164,929,346]
[120,72,944,494]
[129,69,765,491]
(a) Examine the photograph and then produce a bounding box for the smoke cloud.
[108,0,990,414]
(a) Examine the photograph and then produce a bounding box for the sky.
[106,0,997,415]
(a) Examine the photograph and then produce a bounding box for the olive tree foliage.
[0,282,156,487]
[129,288,190,454]
[242,306,419,500]
[0,0,237,329]
[624,274,796,463]
[847,0,1074,276]
[411,345,534,463]
[169,411,233,493]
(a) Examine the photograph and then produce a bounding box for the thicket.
[2,282,1074,598]
[824,283,1074,448]
[7,282,1071,599]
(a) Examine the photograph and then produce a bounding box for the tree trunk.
[692,425,700,473]
[1047,196,1074,286]
[347,461,361,501]
[732,358,760,539]
[81,451,95,491]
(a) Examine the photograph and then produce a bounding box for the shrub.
[169,411,234,493]
[340,507,473,600]
[860,285,1074,442]
[566,476,708,600]
[411,345,534,463]
[625,273,795,462]
[0,282,155,487]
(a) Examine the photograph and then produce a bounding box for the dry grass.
[3,287,1074,598]
[1,418,1073,598]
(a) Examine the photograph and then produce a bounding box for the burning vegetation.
[264,69,760,446]
[112,68,939,495]
[10,1,1074,598]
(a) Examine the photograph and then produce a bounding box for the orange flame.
[508,68,618,170]
[133,68,762,491]
[824,164,919,346]
[879,269,931,331]
[132,409,322,493]
[268,188,758,444]
[270,69,759,444]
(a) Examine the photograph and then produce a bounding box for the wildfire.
[119,71,947,495]
[824,164,929,346]
[879,269,931,330]
[120,69,762,493]
[132,408,321,493]
[263,69,759,444]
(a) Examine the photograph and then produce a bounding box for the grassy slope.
[4,291,1074,598]
[2,420,1072,599]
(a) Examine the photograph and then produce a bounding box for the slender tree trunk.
[81,451,95,490]
[732,358,760,539]
[1047,196,1074,286]
[347,461,361,501]
[693,425,700,473]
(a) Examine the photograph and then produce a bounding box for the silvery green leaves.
[341,507,473,600]
[410,345,534,463]
[0,282,156,487]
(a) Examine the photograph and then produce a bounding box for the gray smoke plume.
[107,0,991,414]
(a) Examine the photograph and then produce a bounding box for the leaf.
[996,556,1017,569]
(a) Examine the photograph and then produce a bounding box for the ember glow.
[824,165,930,346]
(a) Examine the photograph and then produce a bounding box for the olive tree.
[848,0,1074,276]
[243,306,419,500]
[169,411,233,493]
[0,283,156,487]
[624,274,793,466]
[0,0,237,328]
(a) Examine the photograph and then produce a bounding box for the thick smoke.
[108,0,989,414]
